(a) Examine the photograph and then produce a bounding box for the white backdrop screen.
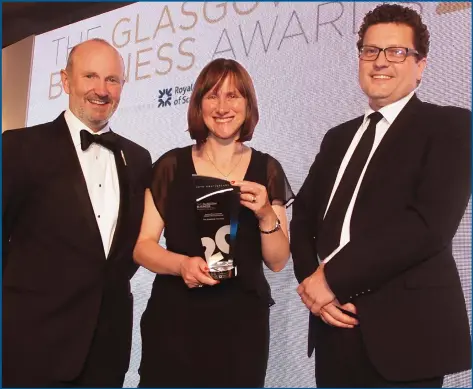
[27,2,471,387]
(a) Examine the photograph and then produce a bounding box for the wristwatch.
[259,218,281,234]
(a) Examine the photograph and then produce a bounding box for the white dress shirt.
[64,109,120,258]
[322,91,415,263]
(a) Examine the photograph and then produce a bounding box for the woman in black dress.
[134,58,294,388]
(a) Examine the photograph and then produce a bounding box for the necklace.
[204,145,244,179]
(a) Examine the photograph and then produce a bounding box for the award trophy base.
[209,260,237,280]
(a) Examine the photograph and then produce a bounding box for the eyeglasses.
[359,45,419,63]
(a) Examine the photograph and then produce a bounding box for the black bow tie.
[80,130,118,152]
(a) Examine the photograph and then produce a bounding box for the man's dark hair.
[357,4,430,60]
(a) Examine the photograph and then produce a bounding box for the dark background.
[2,2,133,48]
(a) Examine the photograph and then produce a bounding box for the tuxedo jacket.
[2,113,151,386]
[291,95,471,381]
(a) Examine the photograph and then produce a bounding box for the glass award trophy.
[192,175,240,280]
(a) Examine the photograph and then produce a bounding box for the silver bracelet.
[259,218,281,234]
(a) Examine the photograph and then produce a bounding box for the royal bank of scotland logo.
[156,83,194,108]
[158,88,172,107]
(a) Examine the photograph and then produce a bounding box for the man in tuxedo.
[291,4,471,387]
[3,38,151,387]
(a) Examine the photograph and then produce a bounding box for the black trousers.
[58,331,127,388]
[313,320,443,388]
[3,328,127,388]
[60,297,131,388]
[63,351,126,388]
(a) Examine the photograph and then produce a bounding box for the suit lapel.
[53,113,104,256]
[317,117,364,233]
[107,136,130,261]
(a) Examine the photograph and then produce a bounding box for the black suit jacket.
[2,113,151,386]
[291,95,471,381]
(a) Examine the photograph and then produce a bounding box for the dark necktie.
[80,129,118,152]
[317,111,383,259]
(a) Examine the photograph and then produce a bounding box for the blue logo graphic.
[158,88,172,107]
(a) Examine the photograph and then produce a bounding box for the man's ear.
[416,57,427,83]
[60,69,71,95]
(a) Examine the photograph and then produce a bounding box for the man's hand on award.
[320,300,358,328]
[179,256,219,288]
[231,180,273,221]
[297,263,335,315]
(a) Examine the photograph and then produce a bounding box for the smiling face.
[61,40,125,132]
[359,23,426,110]
[201,75,247,141]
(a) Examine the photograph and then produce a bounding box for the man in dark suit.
[3,38,151,387]
[291,4,471,387]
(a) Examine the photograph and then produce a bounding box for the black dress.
[139,146,294,388]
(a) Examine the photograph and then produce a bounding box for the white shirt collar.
[64,108,111,148]
[363,90,416,126]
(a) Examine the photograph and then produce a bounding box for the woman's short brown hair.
[188,58,259,145]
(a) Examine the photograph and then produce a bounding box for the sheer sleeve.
[266,154,295,207]
[149,148,179,221]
